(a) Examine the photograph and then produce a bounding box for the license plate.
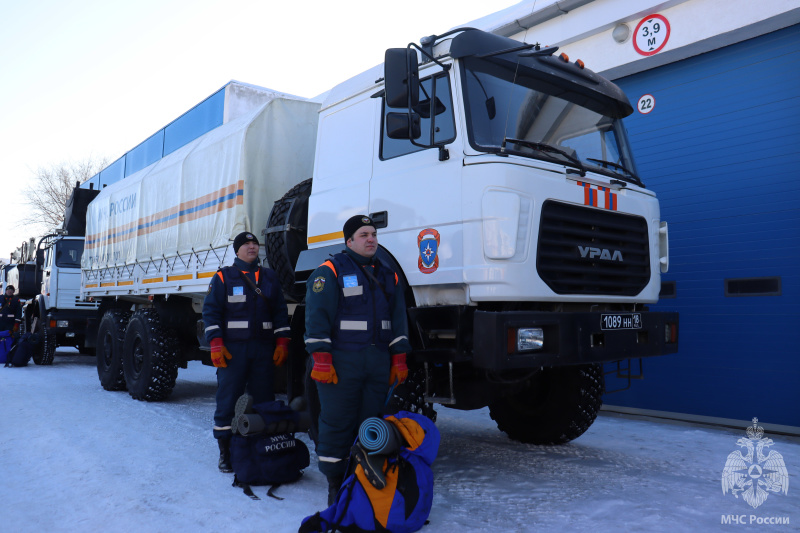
[600,313,642,330]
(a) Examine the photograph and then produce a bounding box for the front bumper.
[472,310,679,371]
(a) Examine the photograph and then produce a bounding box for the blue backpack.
[0,330,13,365]
[230,400,310,500]
[300,411,440,533]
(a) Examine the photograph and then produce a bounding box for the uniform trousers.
[315,345,390,478]
[213,339,275,440]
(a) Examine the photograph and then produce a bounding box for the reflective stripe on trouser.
[315,345,391,478]
[213,339,275,439]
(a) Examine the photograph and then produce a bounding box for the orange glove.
[273,337,290,367]
[310,352,338,384]
[210,338,232,368]
[389,353,408,384]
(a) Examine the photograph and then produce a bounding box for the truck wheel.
[266,178,312,302]
[32,320,56,366]
[386,368,437,422]
[122,309,179,401]
[489,363,604,445]
[96,310,131,391]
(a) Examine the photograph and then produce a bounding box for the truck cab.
[24,233,99,364]
[273,28,679,445]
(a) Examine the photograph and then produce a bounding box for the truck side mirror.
[384,48,419,109]
[386,112,421,140]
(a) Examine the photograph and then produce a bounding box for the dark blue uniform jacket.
[203,257,290,344]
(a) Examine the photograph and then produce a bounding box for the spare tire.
[266,178,312,302]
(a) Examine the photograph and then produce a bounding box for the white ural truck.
[59,28,675,445]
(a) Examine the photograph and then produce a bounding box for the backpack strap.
[238,267,271,305]
[266,484,284,500]
[233,475,260,500]
[232,475,290,501]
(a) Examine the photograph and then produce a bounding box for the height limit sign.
[633,14,670,56]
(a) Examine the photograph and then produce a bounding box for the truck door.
[369,66,464,301]
[41,245,53,305]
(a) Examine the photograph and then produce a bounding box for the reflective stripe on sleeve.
[274,327,291,334]
[389,335,408,347]
[340,320,368,331]
[205,324,220,333]
[305,337,332,345]
[318,456,343,463]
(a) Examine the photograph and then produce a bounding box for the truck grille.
[537,200,650,296]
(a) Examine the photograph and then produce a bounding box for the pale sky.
[0,0,521,259]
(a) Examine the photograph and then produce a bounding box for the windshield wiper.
[586,157,640,184]
[501,138,586,176]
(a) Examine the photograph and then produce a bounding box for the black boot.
[327,474,344,506]
[218,438,233,473]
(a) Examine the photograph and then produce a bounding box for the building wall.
[474,0,800,431]
[605,23,800,431]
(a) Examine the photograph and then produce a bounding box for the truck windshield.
[55,240,84,268]
[460,56,641,185]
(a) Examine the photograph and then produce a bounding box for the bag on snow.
[0,330,13,365]
[230,399,310,499]
[300,410,441,533]
[10,333,39,367]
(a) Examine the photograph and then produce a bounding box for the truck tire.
[96,310,131,391]
[32,319,56,366]
[386,368,437,422]
[489,363,604,445]
[266,178,312,302]
[122,309,179,401]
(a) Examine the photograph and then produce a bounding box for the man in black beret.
[304,215,412,504]
[0,285,21,335]
[202,231,291,472]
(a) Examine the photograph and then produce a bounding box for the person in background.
[202,232,291,473]
[0,285,21,335]
[304,215,412,504]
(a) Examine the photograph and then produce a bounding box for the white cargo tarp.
[83,97,320,270]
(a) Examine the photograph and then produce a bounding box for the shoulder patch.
[312,276,326,293]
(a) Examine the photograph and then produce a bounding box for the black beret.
[233,231,259,254]
[343,215,374,243]
[5,285,14,291]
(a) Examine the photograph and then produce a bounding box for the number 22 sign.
[633,14,670,56]
[637,94,655,115]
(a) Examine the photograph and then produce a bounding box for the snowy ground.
[1,350,797,533]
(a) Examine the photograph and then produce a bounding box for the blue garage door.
[604,24,800,428]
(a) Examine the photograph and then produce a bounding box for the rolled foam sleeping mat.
[358,417,401,455]
[238,414,266,435]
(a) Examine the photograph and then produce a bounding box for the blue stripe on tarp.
[86,188,243,246]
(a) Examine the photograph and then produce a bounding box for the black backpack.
[229,399,310,500]
[4,333,39,368]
